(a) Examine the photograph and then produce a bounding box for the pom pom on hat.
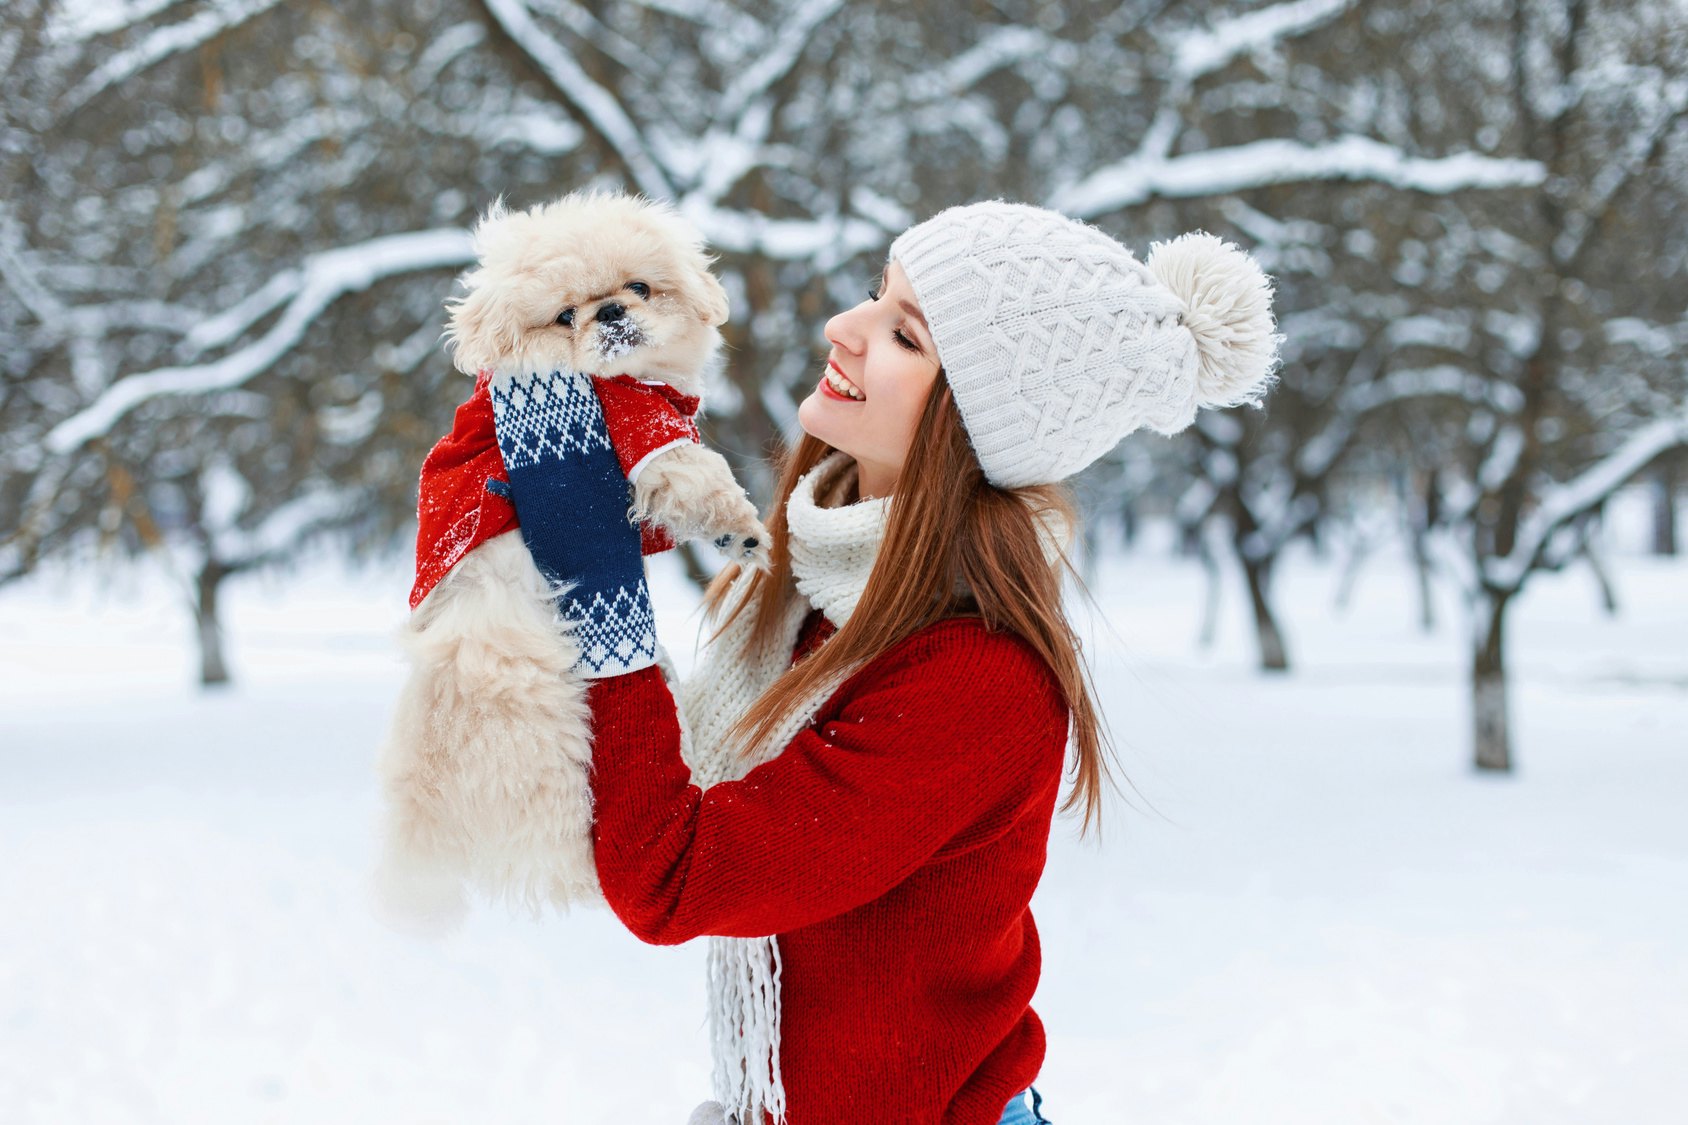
[1146,230,1282,410]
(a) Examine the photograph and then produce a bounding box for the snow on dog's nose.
[594,303,643,360]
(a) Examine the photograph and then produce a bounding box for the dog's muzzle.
[593,308,644,360]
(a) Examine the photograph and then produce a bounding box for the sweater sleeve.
[585,620,1069,945]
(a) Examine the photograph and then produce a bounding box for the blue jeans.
[997,1085,1052,1124]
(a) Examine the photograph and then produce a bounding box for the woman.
[581,200,1280,1125]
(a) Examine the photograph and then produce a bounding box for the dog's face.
[445,191,730,392]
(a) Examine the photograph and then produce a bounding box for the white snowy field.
[2,504,1684,1125]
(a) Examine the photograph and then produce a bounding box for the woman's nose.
[825,309,863,353]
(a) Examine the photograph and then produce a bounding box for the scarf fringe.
[708,935,786,1125]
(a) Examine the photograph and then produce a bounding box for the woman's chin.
[795,393,840,444]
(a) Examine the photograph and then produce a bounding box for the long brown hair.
[702,372,1122,837]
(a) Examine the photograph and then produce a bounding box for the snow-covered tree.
[1413,0,1688,772]
[4,0,1681,716]
[1068,0,1554,673]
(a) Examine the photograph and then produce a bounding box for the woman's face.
[797,258,943,499]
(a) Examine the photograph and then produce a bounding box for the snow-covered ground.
[2,501,1683,1125]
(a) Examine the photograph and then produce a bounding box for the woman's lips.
[821,359,865,402]
[818,374,859,402]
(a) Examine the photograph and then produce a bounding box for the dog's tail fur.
[372,530,601,935]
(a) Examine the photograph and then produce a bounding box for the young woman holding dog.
[581,201,1280,1125]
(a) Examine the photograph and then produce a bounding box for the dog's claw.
[737,535,771,572]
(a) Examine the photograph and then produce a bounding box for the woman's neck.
[831,456,890,507]
[851,456,898,504]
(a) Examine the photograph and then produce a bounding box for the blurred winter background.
[2,0,1685,1122]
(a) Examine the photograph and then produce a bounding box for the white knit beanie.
[888,199,1283,489]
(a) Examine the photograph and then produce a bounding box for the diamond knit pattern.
[565,579,659,675]
[489,368,656,679]
[890,201,1200,489]
[489,369,614,469]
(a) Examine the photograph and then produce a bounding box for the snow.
[45,0,191,45]
[911,25,1060,99]
[1605,316,1688,358]
[676,199,887,267]
[593,315,643,361]
[2,502,1684,1124]
[411,21,488,89]
[1052,136,1548,220]
[1170,0,1354,82]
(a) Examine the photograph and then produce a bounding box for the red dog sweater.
[586,608,1070,1124]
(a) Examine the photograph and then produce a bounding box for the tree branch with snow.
[44,229,474,455]
[479,0,675,199]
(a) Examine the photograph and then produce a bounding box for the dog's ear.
[684,260,730,328]
[444,270,528,376]
[441,201,534,375]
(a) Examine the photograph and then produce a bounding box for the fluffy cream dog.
[374,190,766,932]
[448,192,770,557]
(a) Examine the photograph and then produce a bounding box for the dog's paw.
[712,516,771,571]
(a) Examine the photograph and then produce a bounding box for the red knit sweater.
[586,608,1070,1124]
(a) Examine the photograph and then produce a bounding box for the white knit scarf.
[661,451,888,1125]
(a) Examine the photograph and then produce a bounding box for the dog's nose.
[596,302,625,324]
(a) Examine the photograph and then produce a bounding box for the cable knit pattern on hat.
[889,199,1282,489]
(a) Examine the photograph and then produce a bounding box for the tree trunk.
[1333,535,1369,615]
[196,558,231,688]
[1304,513,1326,560]
[674,540,714,593]
[1079,516,1100,589]
[1411,468,1441,633]
[1472,588,1512,772]
[1410,525,1437,633]
[1579,522,1618,617]
[1653,460,1679,557]
[1196,528,1221,650]
[1177,518,1203,559]
[1242,556,1289,672]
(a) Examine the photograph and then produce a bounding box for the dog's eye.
[628,281,651,300]
[557,308,575,328]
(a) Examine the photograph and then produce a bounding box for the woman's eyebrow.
[881,261,932,342]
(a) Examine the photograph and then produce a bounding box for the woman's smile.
[820,359,866,401]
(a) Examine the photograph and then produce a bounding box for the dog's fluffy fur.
[375,190,766,929]
[374,533,596,931]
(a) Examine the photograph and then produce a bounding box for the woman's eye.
[557,308,575,327]
[893,329,919,352]
[867,285,881,301]
[629,281,651,299]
